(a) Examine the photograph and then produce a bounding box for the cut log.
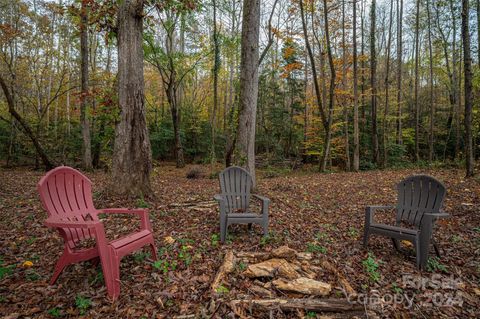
[272,246,297,259]
[211,250,235,293]
[272,277,332,296]
[243,258,300,279]
[321,260,357,297]
[230,298,363,312]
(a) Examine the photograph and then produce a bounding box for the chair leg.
[248,223,253,231]
[220,215,227,243]
[362,228,370,247]
[105,250,121,301]
[50,254,69,285]
[414,239,421,269]
[262,221,268,236]
[391,238,401,251]
[149,241,159,261]
[433,241,441,258]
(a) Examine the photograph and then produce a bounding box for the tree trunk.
[383,0,393,166]
[462,0,475,177]
[299,0,327,132]
[396,0,403,145]
[449,0,460,159]
[0,75,55,170]
[225,0,237,167]
[111,0,152,196]
[353,0,359,171]
[370,0,379,165]
[236,0,260,187]
[211,0,220,172]
[414,0,420,161]
[342,0,350,170]
[427,0,434,161]
[321,0,336,172]
[80,0,92,170]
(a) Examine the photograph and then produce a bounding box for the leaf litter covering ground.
[0,163,479,318]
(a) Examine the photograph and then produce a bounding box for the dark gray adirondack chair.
[214,166,270,243]
[363,175,449,269]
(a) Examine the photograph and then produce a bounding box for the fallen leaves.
[0,164,478,318]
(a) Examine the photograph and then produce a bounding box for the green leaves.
[362,253,381,283]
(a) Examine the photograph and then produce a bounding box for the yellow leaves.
[401,240,413,248]
[22,261,33,268]
[164,236,175,245]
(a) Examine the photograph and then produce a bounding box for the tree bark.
[462,0,475,177]
[370,0,379,165]
[353,0,359,171]
[236,0,260,187]
[80,0,92,170]
[111,0,152,196]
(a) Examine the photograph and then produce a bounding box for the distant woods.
[0,0,478,189]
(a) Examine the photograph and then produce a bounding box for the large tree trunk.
[236,0,260,187]
[111,0,152,196]
[462,0,475,177]
[80,0,92,170]
[414,0,420,162]
[353,0,359,171]
[370,0,379,165]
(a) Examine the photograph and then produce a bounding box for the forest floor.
[0,163,479,318]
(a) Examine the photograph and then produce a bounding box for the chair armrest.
[365,205,395,224]
[214,194,225,202]
[99,208,152,231]
[252,194,270,205]
[367,205,395,211]
[424,211,450,218]
[252,194,270,217]
[44,218,101,229]
[100,208,146,215]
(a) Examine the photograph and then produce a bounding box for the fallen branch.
[211,250,235,293]
[230,298,362,312]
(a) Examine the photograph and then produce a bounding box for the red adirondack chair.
[37,166,158,300]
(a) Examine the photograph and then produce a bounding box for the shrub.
[186,166,204,179]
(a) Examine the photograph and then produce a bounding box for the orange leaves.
[281,62,303,78]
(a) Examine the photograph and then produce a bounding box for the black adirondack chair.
[214,166,270,243]
[363,175,449,269]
